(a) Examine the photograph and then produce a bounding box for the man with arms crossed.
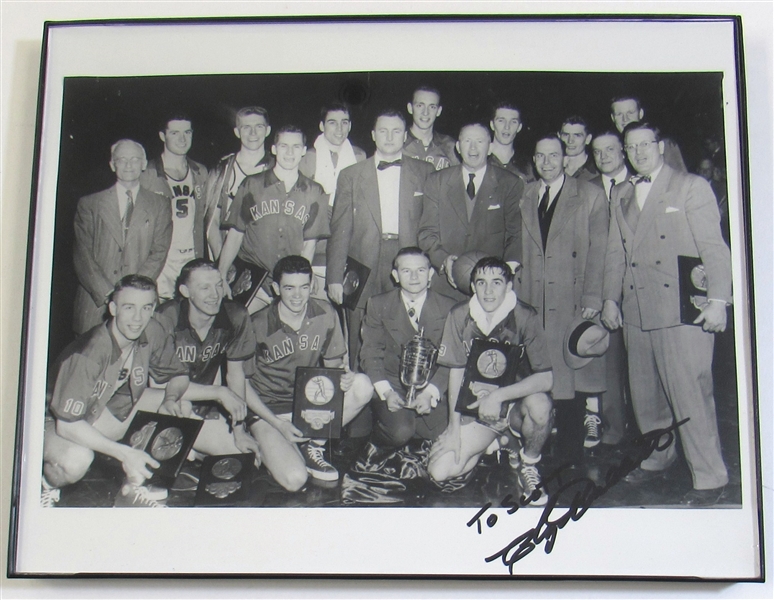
[428,257,553,505]
[43,275,190,508]
[602,122,731,506]
[244,256,374,489]
[141,113,209,300]
[403,85,459,171]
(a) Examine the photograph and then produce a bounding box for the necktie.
[466,173,476,200]
[632,174,652,185]
[538,185,550,221]
[407,305,419,331]
[377,159,402,170]
[608,178,616,201]
[123,189,134,238]
[330,151,339,168]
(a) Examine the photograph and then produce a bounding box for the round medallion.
[690,264,708,292]
[305,375,335,406]
[211,457,243,480]
[477,349,507,379]
[342,270,360,295]
[150,427,184,461]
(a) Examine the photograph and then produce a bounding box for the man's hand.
[581,307,600,320]
[694,300,728,333]
[601,299,623,330]
[340,365,355,393]
[276,419,309,444]
[233,425,262,469]
[220,271,233,299]
[412,389,434,415]
[429,420,462,464]
[385,390,406,413]
[328,283,344,305]
[468,387,506,423]
[443,255,458,289]
[120,447,160,485]
[216,387,247,424]
[160,398,193,418]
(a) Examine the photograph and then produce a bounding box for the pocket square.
[665,206,680,213]
[413,191,423,197]
[488,204,501,210]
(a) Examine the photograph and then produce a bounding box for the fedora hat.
[563,315,610,369]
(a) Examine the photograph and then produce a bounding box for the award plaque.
[455,339,527,419]
[341,256,371,310]
[227,256,269,307]
[678,255,709,325]
[120,411,203,480]
[194,453,254,507]
[292,367,345,438]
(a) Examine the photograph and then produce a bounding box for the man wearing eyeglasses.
[73,139,173,334]
[602,121,732,507]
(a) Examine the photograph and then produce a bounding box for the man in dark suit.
[73,139,172,334]
[488,101,536,183]
[360,247,456,451]
[586,130,634,450]
[418,122,523,302]
[519,133,609,465]
[327,109,435,368]
[602,122,731,506]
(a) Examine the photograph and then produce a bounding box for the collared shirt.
[116,182,140,220]
[634,162,664,210]
[374,151,402,235]
[220,153,275,229]
[601,166,629,200]
[488,153,535,183]
[155,298,256,385]
[400,290,428,328]
[48,319,187,424]
[538,174,565,210]
[231,169,329,271]
[246,298,346,411]
[462,165,487,197]
[403,129,459,170]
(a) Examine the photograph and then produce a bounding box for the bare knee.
[348,374,374,409]
[272,463,308,492]
[44,444,94,487]
[521,393,553,427]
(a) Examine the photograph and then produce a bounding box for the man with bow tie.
[327,109,435,370]
[602,121,732,507]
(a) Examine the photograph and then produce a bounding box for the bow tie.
[377,159,402,170]
[631,174,652,185]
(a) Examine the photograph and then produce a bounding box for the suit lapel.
[125,188,152,243]
[617,181,639,236]
[522,183,542,247]
[547,177,581,246]
[102,186,126,247]
[359,158,382,232]
[632,165,673,251]
[418,291,447,340]
[445,166,470,227]
[384,290,415,340]
[469,166,498,223]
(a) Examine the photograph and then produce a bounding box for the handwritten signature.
[467,419,688,574]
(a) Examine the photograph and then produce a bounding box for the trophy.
[400,327,439,408]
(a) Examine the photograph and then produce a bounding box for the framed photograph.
[7,15,763,581]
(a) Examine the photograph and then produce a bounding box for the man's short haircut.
[392,246,431,271]
[273,255,313,284]
[593,129,623,143]
[273,124,307,146]
[458,122,492,140]
[534,132,566,155]
[320,102,351,122]
[235,106,270,128]
[412,85,441,103]
[177,258,219,290]
[491,101,522,121]
[471,257,515,284]
[109,274,158,303]
[110,139,146,161]
[622,121,662,142]
[560,115,590,133]
[610,95,642,112]
[373,109,407,129]
[159,112,192,133]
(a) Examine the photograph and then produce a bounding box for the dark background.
[48,70,725,361]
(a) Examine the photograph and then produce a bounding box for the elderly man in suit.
[360,247,457,453]
[602,121,731,506]
[519,133,609,465]
[327,109,435,369]
[73,139,172,334]
[418,122,523,302]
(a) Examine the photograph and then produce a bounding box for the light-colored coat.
[518,176,609,399]
[73,185,172,333]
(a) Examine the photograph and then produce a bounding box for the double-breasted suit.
[73,185,172,334]
[518,175,609,400]
[360,289,457,447]
[603,164,731,489]
[417,164,523,300]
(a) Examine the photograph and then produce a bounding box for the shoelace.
[584,413,602,437]
[519,464,542,492]
[130,486,163,507]
[41,487,61,507]
[307,444,329,467]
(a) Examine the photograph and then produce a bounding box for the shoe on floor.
[301,440,339,482]
[516,462,547,506]
[623,467,667,485]
[680,486,725,507]
[583,412,602,448]
[41,480,61,508]
[114,483,167,508]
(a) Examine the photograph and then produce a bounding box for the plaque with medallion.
[194,452,255,506]
[292,367,345,438]
[455,339,528,419]
[120,411,203,481]
[678,255,711,325]
[227,256,269,307]
[340,256,371,310]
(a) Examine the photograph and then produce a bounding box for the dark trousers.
[370,395,448,448]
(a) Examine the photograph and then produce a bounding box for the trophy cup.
[400,327,439,408]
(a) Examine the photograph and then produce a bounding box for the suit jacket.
[139,156,209,258]
[588,167,634,201]
[73,184,173,334]
[603,164,731,331]
[298,145,367,181]
[418,164,523,298]
[360,289,456,396]
[518,176,609,399]
[326,156,435,307]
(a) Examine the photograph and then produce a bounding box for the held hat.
[563,315,610,369]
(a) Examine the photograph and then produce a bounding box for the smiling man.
[403,85,459,170]
[427,257,553,505]
[418,122,523,301]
